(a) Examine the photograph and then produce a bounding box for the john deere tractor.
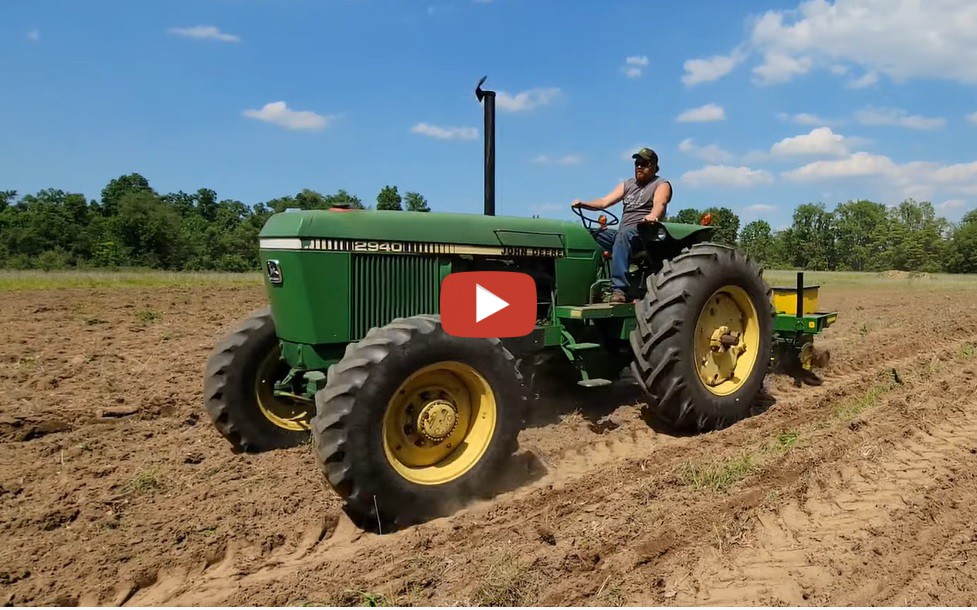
[203,78,836,530]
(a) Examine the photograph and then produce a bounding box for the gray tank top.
[620,176,668,227]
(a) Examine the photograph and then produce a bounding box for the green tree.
[885,199,947,272]
[112,190,185,268]
[669,208,701,224]
[404,191,431,212]
[702,206,740,246]
[100,173,153,217]
[376,185,403,210]
[833,199,889,271]
[324,189,365,209]
[0,190,15,212]
[783,203,836,270]
[947,210,977,273]
[739,220,774,264]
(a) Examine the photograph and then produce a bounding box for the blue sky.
[4,0,977,230]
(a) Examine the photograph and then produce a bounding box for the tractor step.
[555,303,634,320]
[567,342,600,351]
[578,378,612,387]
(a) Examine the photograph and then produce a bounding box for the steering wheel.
[571,205,620,232]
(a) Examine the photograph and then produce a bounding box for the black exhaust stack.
[475,76,495,216]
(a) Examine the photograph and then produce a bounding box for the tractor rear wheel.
[203,307,312,452]
[311,315,526,530]
[629,243,773,432]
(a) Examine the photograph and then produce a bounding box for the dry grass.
[0,269,261,291]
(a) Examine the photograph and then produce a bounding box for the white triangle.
[475,283,509,323]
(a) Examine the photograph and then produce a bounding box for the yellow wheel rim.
[694,285,761,396]
[382,361,497,486]
[254,346,310,432]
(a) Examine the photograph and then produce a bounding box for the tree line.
[666,199,977,274]
[0,173,431,271]
[1,172,975,274]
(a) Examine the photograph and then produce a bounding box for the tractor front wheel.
[203,307,312,452]
[629,243,773,432]
[311,315,526,530]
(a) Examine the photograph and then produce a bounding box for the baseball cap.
[632,147,659,165]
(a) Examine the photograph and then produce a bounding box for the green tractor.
[203,78,836,530]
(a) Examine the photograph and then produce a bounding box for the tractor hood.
[258,208,600,255]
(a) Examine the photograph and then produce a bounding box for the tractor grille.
[350,254,441,338]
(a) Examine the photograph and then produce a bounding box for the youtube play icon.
[440,271,536,338]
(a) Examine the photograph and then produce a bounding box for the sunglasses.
[634,159,652,168]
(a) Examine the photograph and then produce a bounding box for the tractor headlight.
[654,226,667,241]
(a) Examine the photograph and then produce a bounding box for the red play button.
[440,271,536,338]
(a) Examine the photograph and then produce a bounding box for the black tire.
[629,242,773,432]
[203,307,312,452]
[310,314,527,530]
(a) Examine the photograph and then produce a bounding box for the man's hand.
[570,182,626,211]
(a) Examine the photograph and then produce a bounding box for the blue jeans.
[592,224,640,292]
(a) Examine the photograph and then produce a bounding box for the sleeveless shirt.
[620,176,668,227]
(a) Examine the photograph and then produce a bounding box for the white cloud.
[855,107,946,130]
[168,25,241,42]
[681,165,774,187]
[782,152,977,202]
[532,154,582,165]
[847,71,878,88]
[745,204,776,212]
[677,103,726,122]
[623,67,642,78]
[243,101,332,131]
[967,112,977,125]
[410,123,478,140]
[495,87,562,112]
[678,138,733,163]
[626,55,649,67]
[781,152,897,181]
[938,199,966,211]
[748,0,977,85]
[680,0,977,87]
[752,52,814,84]
[770,127,850,157]
[682,48,746,85]
[27,29,39,42]
[777,112,833,126]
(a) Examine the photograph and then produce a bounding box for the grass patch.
[834,384,891,420]
[471,553,538,606]
[682,453,758,492]
[0,269,262,291]
[125,468,163,495]
[763,269,977,289]
[136,309,160,323]
[776,431,800,450]
[339,591,389,607]
[960,342,977,360]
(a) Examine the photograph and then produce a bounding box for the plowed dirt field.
[2,272,977,606]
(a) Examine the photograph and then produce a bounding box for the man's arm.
[642,181,672,222]
[571,182,625,210]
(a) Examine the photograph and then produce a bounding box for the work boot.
[609,290,626,303]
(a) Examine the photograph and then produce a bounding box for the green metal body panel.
[773,311,838,335]
[256,207,827,389]
[659,222,715,241]
[258,209,614,376]
[259,209,600,253]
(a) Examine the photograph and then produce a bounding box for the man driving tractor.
[571,147,673,303]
